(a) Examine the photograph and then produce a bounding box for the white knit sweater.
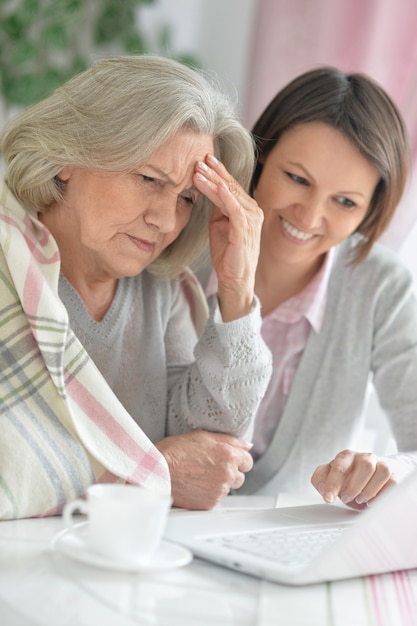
[59,270,272,442]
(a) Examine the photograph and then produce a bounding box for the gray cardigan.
[240,236,417,495]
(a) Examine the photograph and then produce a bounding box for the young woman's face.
[55,129,213,281]
[253,121,380,270]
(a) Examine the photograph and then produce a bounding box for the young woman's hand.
[193,155,264,322]
[311,449,396,510]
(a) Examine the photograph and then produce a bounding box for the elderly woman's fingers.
[193,153,264,320]
[194,155,261,217]
[156,430,254,510]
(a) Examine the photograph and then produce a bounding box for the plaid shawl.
[0,180,204,519]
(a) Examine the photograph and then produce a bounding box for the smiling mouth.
[281,217,315,241]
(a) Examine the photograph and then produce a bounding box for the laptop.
[164,469,417,585]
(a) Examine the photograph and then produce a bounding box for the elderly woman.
[0,55,272,519]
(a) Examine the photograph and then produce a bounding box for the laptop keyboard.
[203,526,345,567]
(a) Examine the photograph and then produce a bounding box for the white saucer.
[51,522,193,573]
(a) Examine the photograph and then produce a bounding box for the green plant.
[0,0,156,107]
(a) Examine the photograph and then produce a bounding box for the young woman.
[211,67,417,508]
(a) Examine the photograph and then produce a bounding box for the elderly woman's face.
[55,129,213,281]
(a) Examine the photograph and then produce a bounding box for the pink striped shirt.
[252,249,335,459]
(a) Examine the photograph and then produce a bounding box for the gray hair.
[1,55,255,278]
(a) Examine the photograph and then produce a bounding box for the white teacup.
[63,484,172,565]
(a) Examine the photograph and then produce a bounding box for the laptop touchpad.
[276,504,359,525]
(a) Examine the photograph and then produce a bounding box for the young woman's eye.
[336,196,356,208]
[287,172,308,185]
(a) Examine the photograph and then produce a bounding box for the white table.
[1,494,416,625]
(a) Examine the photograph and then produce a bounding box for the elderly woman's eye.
[177,195,195,211]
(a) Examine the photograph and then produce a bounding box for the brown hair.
[251,67,411,261]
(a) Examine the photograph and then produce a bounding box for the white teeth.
[281,217,314,241]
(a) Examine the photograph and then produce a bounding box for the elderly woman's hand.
[155,430,253,510]
[311,449,396,510]
[194,155,264,322]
